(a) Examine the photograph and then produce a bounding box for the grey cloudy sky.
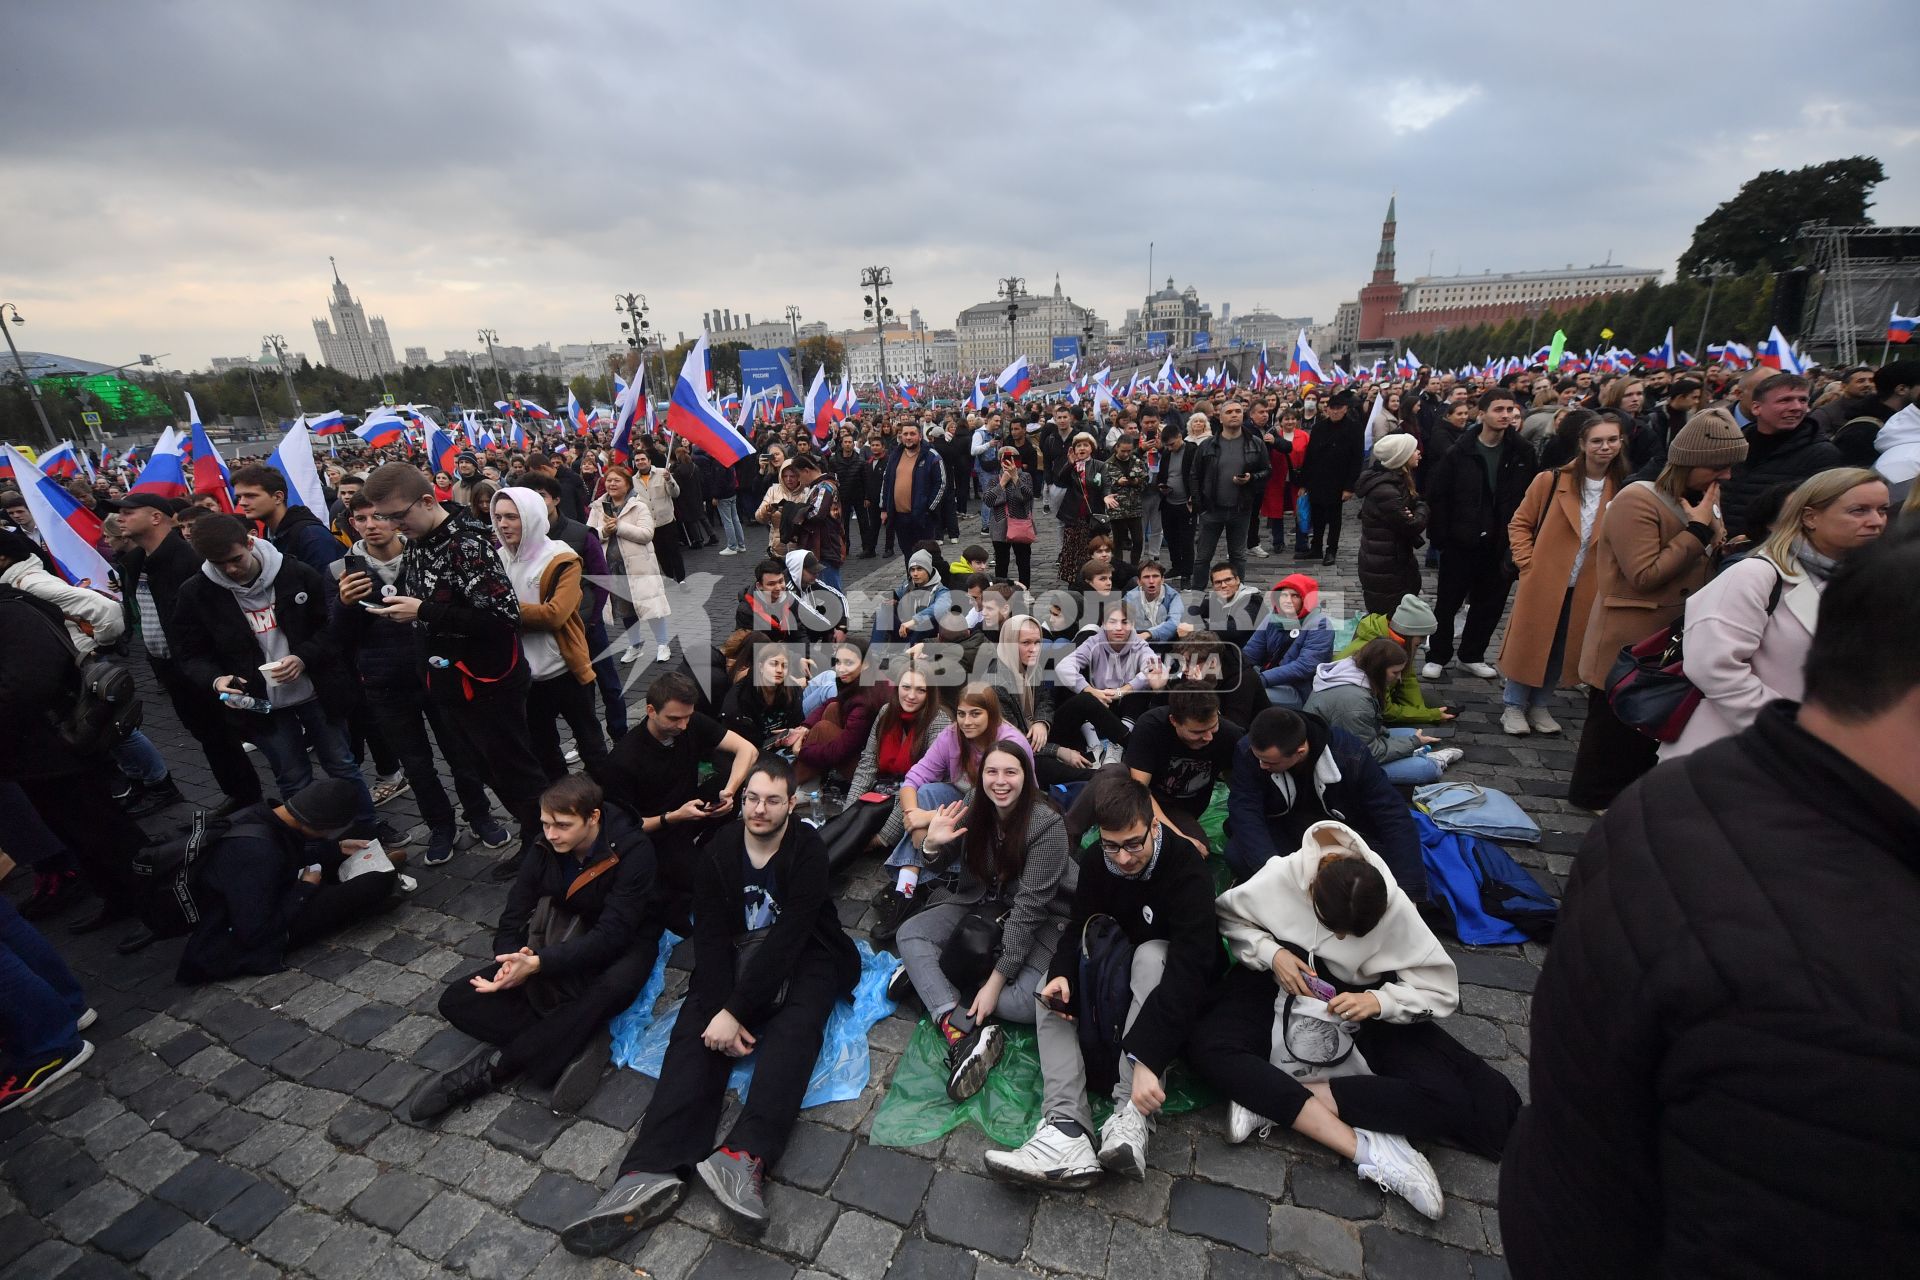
[6,0,1916,370]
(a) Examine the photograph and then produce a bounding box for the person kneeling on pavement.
[1190,821,1520,1220]
[406,775,664,1122]
[175,779,401,985]
[983,770,1222,1187]
[561,757,859,1255]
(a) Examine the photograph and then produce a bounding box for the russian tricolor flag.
[355,410,407,449]
[180,394,235,511]
[38,440,82,480]
[664,334,754,466]
[267,419,329,514]
[307,409,347,436]
[1642,326,1675,371]
[568,390,594,436]
[1888,305,1917,344]
[1756,325,1807,374]
[1289,330,1327,387]
[130,426,188,498]
[996,355,1032,400]
[1,444,116,592]
[804,365,838,441]
[426,424,463,476]
[610,366,647,466]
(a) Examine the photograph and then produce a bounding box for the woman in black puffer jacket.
[1354,433,1427,616]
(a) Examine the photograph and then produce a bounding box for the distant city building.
[311,258,399,379]
[403,346,430,366]
[1131,276,1211,351]
[955,277,1106,372]
[1227,307,1315,350]
[700,307,810,349]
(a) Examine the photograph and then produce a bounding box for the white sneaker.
[1463,662,1499,679]
[717,547,738,556]
[1096,1101,1151,1180]
[76,1008,97,1032]
[656,644,673,662]
[1500,706,1532,736]
[983,1120,1102,1188]
[1250,545,1269,558]
[1527,707,1561,734]
[1420,661,1444,681]
[620,649,641,665]
[1355,1128,1445,1220]
[563,746,581,764]
[1225,1101,1273,1145]
[1426,747,1463,770]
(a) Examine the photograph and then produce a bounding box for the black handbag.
[818,794,894,874]
[938,899,1010,995]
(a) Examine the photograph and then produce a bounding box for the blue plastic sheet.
[609,934,900,1110]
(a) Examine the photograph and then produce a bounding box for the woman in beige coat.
[1566,410,1747,810]
[1495,411,1626,736]
[599,464,674,665]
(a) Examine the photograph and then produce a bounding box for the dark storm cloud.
[3,0,1914,365]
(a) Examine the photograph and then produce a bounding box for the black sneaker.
[869,888,916,947]
[550,1029,612,1115]
[20,870,88,922]
[946,1022,1003,1102]
[126,777,185,818]
[0,1041,94,1113]
[884,966,920,1009]
[469,818,512,850]
[695,1147,767,1225]
[421,827,457,868]
[402,1043,499,1123]
[373,821,416,853]
[560,1170,684,1257]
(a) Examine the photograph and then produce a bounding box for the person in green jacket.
[1335,594,1455,727]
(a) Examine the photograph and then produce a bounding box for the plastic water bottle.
[219,691,273,714]
[799,784,824,828]
[427,656,452,669]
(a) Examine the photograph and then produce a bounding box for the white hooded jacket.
[494,486,575,681]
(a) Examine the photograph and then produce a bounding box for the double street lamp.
[477,328,507,405]
[861,267,895,386]
[997,276,1026,366]
[263,334,303,417]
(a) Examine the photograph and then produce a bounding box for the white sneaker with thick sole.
[656,644,673,662]
[1527,707,1561,734]
[1500,706,1532,736]
[1463,661,1499,679]
[1426,747,1464,770]
[1354,1128,1445,1220]
[620,649,640,665]
[983,1121,1102,1188]
[1225,1101,1273,1145]
[1420,661,1444,681]
[1096,1101,1151,1180]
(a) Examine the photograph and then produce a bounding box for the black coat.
[1425,428,1540,551]
[117,531,202,648]
[494,801,658,987]
[175,804,339,984]
[171,556,354,714]
[1500,703,1920,1278]
[1353,464,1427,615]
[1719,417,1844,541]
[1297,414,1366,495]
[1190,431,1271,516]
[0,586,90,781]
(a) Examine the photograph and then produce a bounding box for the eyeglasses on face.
[1098,833,1151,857]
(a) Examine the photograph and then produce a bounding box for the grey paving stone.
[690,1239,797,1280]
[116,1132,196,1194]
[438,1089,512,1138]
[364,1122,435,1165]
[829,1144,934,1226]
[1270,1204,1363,1278]
[51,1097,126,1141]
[249,1208,339,1269]
[921,1168,1034,1261]
[134,1221,223,1280]
[266,1132,338,1186]
[759,1183,840,1259]
[230,1020,307,1067]
[49,1178,143,1244]
[1290,1160,1385,1219]
[104,1055,172,1100]
[881,1233,975,1280]
[205,1062,274,1104]
[305,1047,390,1095]
[92,1199,192,1262]
[418,1133,493,1185]
[126,1076,198,1122]
[465,1144,543,1205]
[483,1098,571,1157]
[633,1220,713,1280]
[177,1046,242,1083]
[1108,1216,1209,1277]
[275,1084,351,1127]
[512,1170,600,1233]
[1380,1195,1486,1252]
[83,1112,153,1161]
[156,1030,213,1069]
[324,1100,391,1150]
[328,1002,405,1047]
[1171,1178,1270,1254]
[1470,1255,1510,1279]
[153,1092,225,1141]
[417,1027,486,1072]
[773,1122,852,1193]
[443,1213,556,1280]
[1080,1163,1174,1226]
[1457,985,1530,1026]
[223,1118,300,1170]
[368,1014,444,1057]
[348,1169,439,1233]
[815,1210,902,1280]
[1026,1198,1112,1275]
[1209,1250,1306,1280]
[180,1108,264,1156]
[538,1119,627,1182]
[0,1238,80,1280]
[395,1187,488,1259]
[352,1058,428,1109]
[196,1000,274,1043]
[302,1222,390,1280]
[1195,1133,1293,1197]
[205,1180,291,1242]
[297,1153,379,1212]
[1449,951,1539,993]
[1358,1224,1476,1279]
[186,1245,280,1280]
[152,1155,258,1219]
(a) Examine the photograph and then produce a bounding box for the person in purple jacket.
[1049,602,1170,765]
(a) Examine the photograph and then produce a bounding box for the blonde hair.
[1759,467,1886,571]
[993,613,1044,722]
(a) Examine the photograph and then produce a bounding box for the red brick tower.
[1357,195,1400,341]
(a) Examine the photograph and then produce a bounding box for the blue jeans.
[1265,684,1305,709]
[887,782,962,868]
[1380,728,1445,785]
[0,895,87,1068]
[1502,587,1574,711]
[111,729,169,785]
[256,699,378,830]
[0,780,67,869]
[716,496,747,551]
[584,616,630,737]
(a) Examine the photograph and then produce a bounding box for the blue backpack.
[1411,810,1558,946]
[1074,914,1136,1092]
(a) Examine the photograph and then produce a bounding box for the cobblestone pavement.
[1,502,1580,1279]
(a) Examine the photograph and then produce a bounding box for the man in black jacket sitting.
[176,779,398,984]
[406,776,663,1121]
[562,758,858,1254]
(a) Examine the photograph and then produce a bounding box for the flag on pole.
[663,334,755,466]
[969,376,989,411]
[306,409,347,436]
[567,390,594,435]
[996,355,1032,400]
[1288,330,1327,387]
[130,426,187,497]
[610,366,646,467]
[37,440,82,480]
[1642,326,1676,370]
[180,394,234,511]
[1756,325,1806,373]
[804,366,839,441]
[1,444,116,591]
[1888,305,1918,344]
[354,410,407,449]
[267,419,329,514]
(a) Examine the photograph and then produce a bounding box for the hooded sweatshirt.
[494,486,576,681]
[785,548,849,639]
[1874,404,1920,503]
[1304,658,1417,764]
[202,537,316,708]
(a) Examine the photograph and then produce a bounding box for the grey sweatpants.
[1035,939,1168,1132]
[895,901,1061,1024]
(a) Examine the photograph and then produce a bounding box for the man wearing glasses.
[357,463,548,880]
[983,770,1222,1189]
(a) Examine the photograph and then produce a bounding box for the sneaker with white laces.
[620,648,641,665]
[563,746,581,764]
[1527,706,1561,734]
[1420,661,1445,681]
[1500,706,1532,736]
[1250,544,1270,557]
[945,1022,1003,1102]
[1426,747,1463,770]
[1354,1128,1445,1220]
[370,773,410,807]
[1463,661,1498,679]
[717,547,739,556]
[1096,1101,1152,1180]
[1225,1100,1273,1145]
[656,643,673,662]
[983,1120,1103,1188]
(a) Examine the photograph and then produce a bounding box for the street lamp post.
[860,267,895,388]
[997,276,1026,368]
[785,305,803,384]
[1694,260,1736,358]
[614,293,652,403]
[263,334,304,418]
[0,303,59,448]
[477,328,507,405]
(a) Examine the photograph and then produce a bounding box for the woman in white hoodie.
[1190,822,1520,1219]
[493,488,606,781]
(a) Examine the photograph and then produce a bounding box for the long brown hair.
[876,658,942,752]
[954,683,1005,774]
[962,741,1043,887]
[1348,636,1408,706]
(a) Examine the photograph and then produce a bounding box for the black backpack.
[0,585,143,755]
[131,808,273,937]
[1074,913,1137,1092]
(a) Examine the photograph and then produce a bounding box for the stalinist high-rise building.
[312,258,399,379]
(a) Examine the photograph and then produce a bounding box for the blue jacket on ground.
[1245,609,1334,695]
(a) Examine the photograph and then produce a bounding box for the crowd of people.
[3,351,1917,1273]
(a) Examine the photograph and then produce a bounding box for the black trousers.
[1111,516,1143,566]
[1160,501,1194,582]
[1568,685,1658,811]
[1307,488,1345,553]
[438,935,662,1087]
[363,684,494,832]
[653,525,686,583]
[856,502,880,556]
[1428,544,1513,666]
[285,870,399,951]
[435,679,548,847]
[1190,966,1520,1160]
[16,765,150,915]
[621,952,845,1174]
[346,694,400,777]
[993,540,1033,585]
[889,511,937,563]
[151,654,262,804]
[526,674,609,782]
[1050,690,1155,750]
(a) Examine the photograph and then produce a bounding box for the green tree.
[794,335,846,382]
[1679,156,1886,276]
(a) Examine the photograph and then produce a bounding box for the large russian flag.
[2,445,116,592]
[1756,325,1807,374]
[664,334,754,466]
[610,365,646,467]
[1290,330,1327,387]
[268,419,329,514]
[130,426,188,498]
[1642,326,1675,371]
[180,394,234,511]
[37,440,82,480]
[355,410,407,449]
[1888,305,1917,344]
[567,390,594,436]
[426,425,463,477]
[996,355,1032,400]
[307,409,347,436]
